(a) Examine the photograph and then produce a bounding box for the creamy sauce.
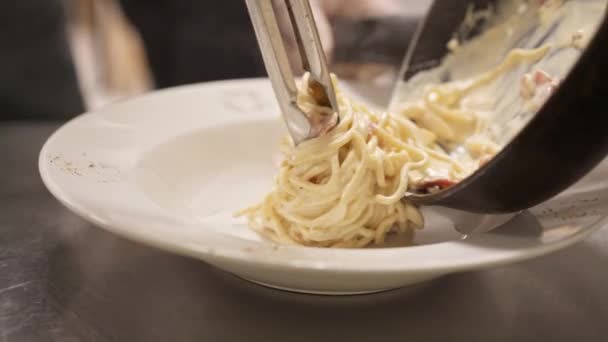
[391,0,606,183]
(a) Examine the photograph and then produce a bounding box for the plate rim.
[38,78,606,274]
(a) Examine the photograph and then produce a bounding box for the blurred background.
[0,0,430,121]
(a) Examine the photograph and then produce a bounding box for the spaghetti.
[235,45,551,248]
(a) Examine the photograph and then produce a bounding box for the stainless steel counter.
[2,122,608,341]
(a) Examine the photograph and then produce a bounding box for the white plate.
[39,79,608,295]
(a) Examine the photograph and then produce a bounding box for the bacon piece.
[309,112,338,137]
[533,70,553,85]
[415,178,457,193]
[521,69,560,103]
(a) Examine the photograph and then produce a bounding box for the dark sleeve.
[0,0,84,121]
[332,16,418,67]
[120,0,266,88]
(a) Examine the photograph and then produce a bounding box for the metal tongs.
[245,0,339,145]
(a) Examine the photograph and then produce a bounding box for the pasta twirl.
[236,47,550,248]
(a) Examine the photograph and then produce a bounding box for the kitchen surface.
[2,122,608,341]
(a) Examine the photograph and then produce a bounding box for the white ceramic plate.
[40,79,608,295]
